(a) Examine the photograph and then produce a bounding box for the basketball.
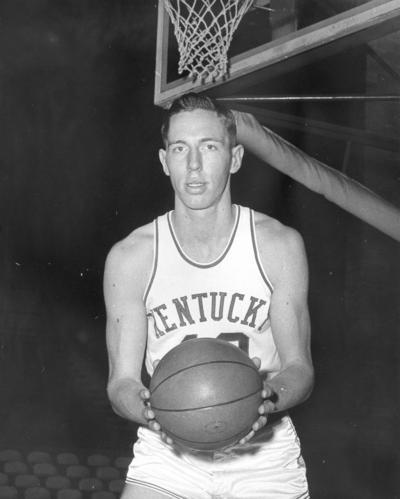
[149,338,263,451]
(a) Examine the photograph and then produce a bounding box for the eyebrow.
[167,137,224,146]
[200,137,224,143]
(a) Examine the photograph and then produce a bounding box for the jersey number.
[182,332,249,355]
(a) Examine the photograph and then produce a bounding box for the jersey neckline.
[167,205,241,269]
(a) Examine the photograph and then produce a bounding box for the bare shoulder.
[104,221,155,294]
[253,211,307,284]
[254,211,304,250]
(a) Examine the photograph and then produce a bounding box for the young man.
[104,93,314,498]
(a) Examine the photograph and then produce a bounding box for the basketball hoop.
[162,0,254,81]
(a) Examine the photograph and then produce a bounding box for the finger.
[239,430,255,444]
[263,400,276,414]
[140,389,151,400]
[148,419,161,432]
[261,388,274,399]
[262,381,277,397]
[251,357,261,369]
[253,415,267,432]
[144,407,155,420]
[259,399,275,416]
[161,432,173,446]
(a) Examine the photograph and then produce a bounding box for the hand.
[141,361,174,446]
[238,357,277,445]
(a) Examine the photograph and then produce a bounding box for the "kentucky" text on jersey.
[148,291,268,337]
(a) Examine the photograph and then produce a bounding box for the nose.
[188,148,201,171]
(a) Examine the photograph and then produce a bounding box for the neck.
[171,203,237,263]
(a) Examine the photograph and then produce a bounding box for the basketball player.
[104,93,314,498]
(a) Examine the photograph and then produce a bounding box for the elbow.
[106,381,120,415]
[106,376,117,402]
[106,376,130,417]
[303,365,315,402]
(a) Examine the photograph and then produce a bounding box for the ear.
[159,148,170,176]
[230,144,244,174]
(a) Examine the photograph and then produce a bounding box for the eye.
[204,143,217,151]
[170,144,186,153]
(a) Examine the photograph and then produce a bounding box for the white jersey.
[126,205,309,498]
[143,205,281,377]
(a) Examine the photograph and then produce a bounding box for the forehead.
[167,109,228,142]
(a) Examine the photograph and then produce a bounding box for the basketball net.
[162,0,254,80]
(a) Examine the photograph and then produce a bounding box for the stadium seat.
[65,466,90,480]
[87,455,110,467]
[14,475,41,489]
[57,489,83,499]
[56,454,79,467]
[91,491,116,499]
[95,467,119,481]
[78,478,104,492]
[108,479,124,494]
[27,453,52,465]
[0,452,22,464]
[0,486,18,499]
[45,476,72,490]
[113,457,130,471]
[24,487,51,499]
[3,462,28,476]
[32,463,58,478]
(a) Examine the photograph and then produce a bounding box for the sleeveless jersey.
[143,205,281,378]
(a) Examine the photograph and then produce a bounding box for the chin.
[185,201,211,211]
[179,199,214,212]
[177,191,226,211]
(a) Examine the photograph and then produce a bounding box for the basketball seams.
[150,359,260,393]
[151,386,262,412]
[148,338,262,451]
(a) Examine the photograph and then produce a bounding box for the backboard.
[154,0,400,108]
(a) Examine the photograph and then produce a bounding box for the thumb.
[251,356,261,369]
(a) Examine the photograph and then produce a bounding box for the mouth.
[185,181,207,192]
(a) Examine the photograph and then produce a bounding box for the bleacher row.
[0,450,131,499]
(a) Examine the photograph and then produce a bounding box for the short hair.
[161,93,237,146]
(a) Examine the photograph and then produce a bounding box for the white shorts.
[125,414,309,499]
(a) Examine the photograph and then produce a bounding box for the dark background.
[0,1,399,498]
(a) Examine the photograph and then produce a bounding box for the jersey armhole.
[143,218,158,304]
[250,209,274,293]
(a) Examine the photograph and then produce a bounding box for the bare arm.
[104,227,153,426]
[259,219,314,414]
[239,218,314,444]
